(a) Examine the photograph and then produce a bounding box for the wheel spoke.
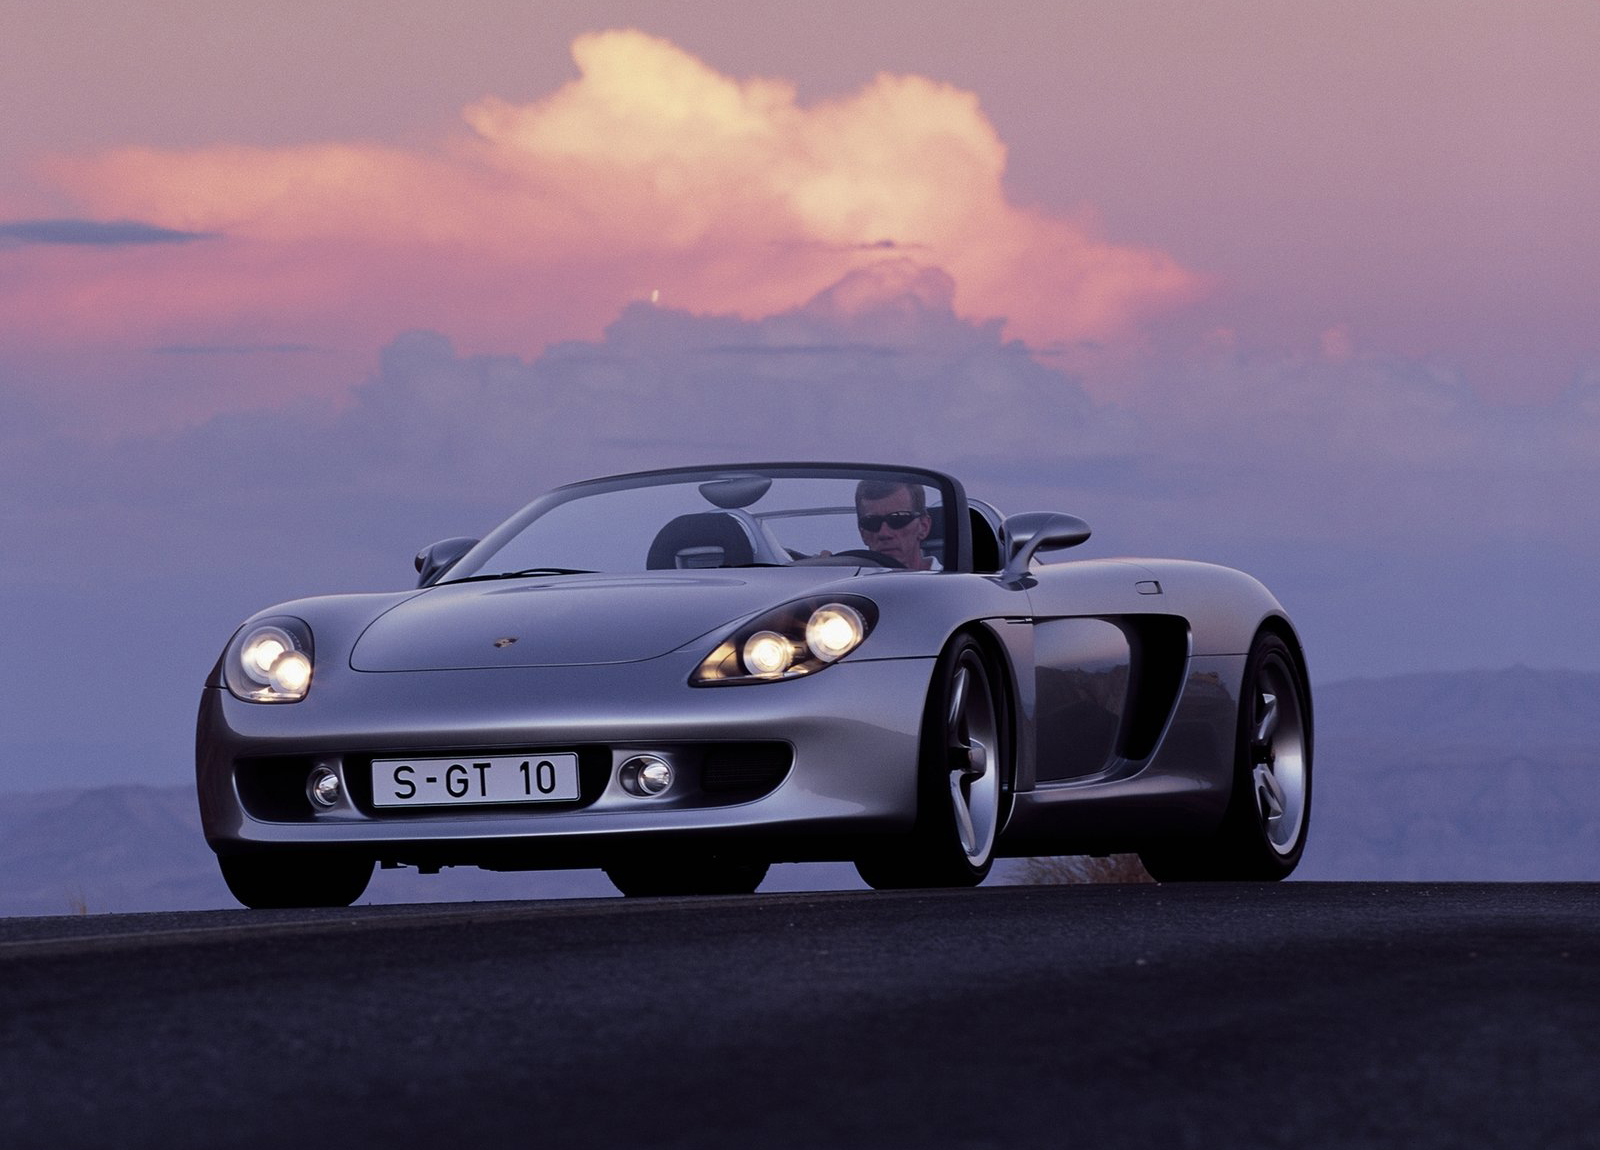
[1254,692,1279,747]
[1254,763,1286,820]
[962,737,989,780]
[946,666,969,736]
[949,772,977,855]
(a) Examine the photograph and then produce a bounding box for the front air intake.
[700,743,792,796]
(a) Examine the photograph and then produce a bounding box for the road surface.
[1,882,1594,1148]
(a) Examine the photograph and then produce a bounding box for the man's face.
[857,486,930,568]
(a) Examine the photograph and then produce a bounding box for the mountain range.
[1294,666,1600,880]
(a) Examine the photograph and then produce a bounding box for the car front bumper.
[197,652,937,868]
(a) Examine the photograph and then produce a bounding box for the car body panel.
[350,569,877,670]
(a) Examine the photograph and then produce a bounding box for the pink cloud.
[8,29,1198,419]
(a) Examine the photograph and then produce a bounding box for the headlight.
[742,631,795,677]
[224,616,314,702]
[692,596,877,685]
[805,603,866,662]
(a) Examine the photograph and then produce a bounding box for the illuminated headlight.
[742,631,795,677]
[272,650,313,695]
[224,616,315,703]
[693,596,877,685]
[805,604,866,662]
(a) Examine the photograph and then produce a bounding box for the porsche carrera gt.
[196,462,1312,905]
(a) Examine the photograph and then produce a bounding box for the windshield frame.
[437,462,972,583]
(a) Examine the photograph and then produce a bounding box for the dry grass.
[1013,854,1154,884]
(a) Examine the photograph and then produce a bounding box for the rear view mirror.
[1000,512,1090,582]
[414,537,479,587]
[699,474,773,509]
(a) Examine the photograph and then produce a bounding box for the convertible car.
[197,462,1312,906]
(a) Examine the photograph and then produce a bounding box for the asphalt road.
[1,883,1596,1149]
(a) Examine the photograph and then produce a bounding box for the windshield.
[443,465,961,580]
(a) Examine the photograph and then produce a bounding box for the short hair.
[855,478,926,516]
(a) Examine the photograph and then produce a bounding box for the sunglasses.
[858,511,924,532]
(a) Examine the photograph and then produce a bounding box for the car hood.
[349,569,864,671]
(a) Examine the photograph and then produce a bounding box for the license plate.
[371,753,581,808]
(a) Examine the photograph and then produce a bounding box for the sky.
[1,1,1597,789]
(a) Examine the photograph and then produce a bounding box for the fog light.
[620,755,673,797]
[307,766,342,808]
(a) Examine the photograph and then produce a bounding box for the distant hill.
[1308,665,1600,747]
[1293,667,1600,880]
[0,785,230,916]
[2,668,1595,915]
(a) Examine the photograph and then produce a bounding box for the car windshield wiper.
[438,567,595,585]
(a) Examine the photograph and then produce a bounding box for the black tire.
[1139,631,1312,881]
[603,856,770,897]
[855,634,1008,889]
[218,852,374,909]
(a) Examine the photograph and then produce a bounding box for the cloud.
[10,28,1198,421]
[773,238,930,254]
[0,218,219,247]
[1,263,1116,577]
[15,259,1593,570]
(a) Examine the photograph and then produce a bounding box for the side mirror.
[1000,512,1090,582]
[414,537,479,587]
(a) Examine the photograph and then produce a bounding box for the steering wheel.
[824,548,906,569]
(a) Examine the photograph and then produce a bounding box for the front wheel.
[603,857,770,897]
[856,635,1007,889]
[1139,631,1312,881]
[219,852,374,909]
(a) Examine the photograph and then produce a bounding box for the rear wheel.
[604,857,770,897]
[1139,631,1311,881]
[856,635,1007,889]
[219,852,373,909]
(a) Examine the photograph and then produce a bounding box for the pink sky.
[3,2,1596,426]
[4,23,1200,426]
[12,31,1193,361]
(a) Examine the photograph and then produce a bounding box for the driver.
[855,479,938,570]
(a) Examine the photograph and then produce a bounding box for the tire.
[855,634,1007,889]
[219,852,374,909]
[604,857,770,897]
[1139,631,1312,881]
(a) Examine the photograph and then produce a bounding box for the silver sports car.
[197,462,1312,906]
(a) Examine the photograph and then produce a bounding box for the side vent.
[1115,615,1190,761]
